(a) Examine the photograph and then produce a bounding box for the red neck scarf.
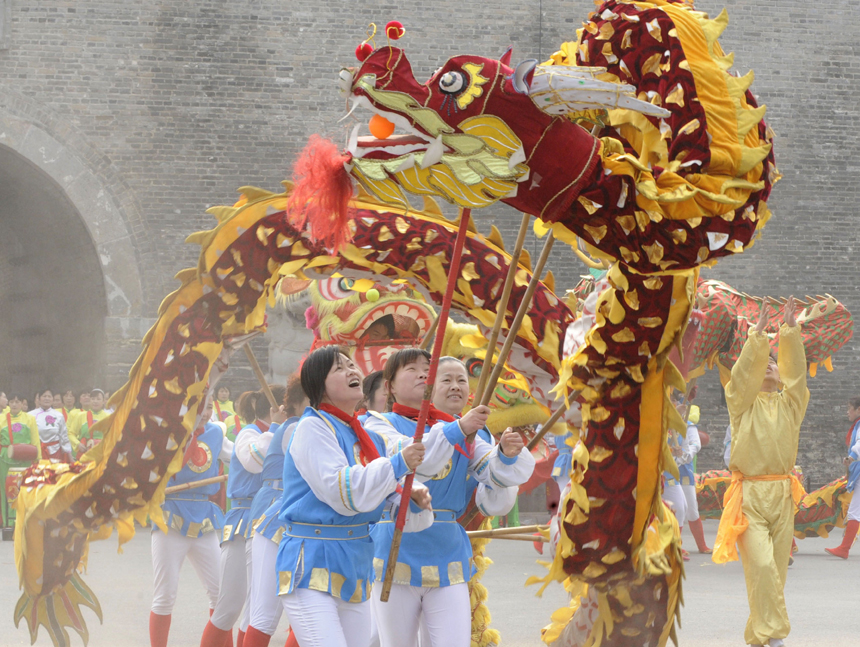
[318,404,380,466]
[391,403,473,458]
[254,419,271,432]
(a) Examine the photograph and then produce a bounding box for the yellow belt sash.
[712,471,805,564]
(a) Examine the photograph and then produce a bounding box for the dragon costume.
[11,2,847,646]
[12,185,581,646]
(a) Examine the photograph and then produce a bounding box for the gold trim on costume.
[331,572,346,599]
[222,525,233,542]
[393,561,411,585]
[349,580,364,603]
[447,561,466,585]
[373,557,384,581]
[309,567,330,592]
[421,565,441,587]
[278,571,292,595]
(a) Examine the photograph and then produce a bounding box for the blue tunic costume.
[252,417,299,543]
[369,412,519,589]
[161,422,226,537]
[223,422,267,542]
[276,407,409,603]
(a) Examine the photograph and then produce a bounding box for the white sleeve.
[383,482,435,533]
[686,424,702,456]
[361,414,457,479]
[216,424,234,462]
[289,417,405,516]
[850,434,860,460]
[474,482,519,517]
[235,428,271,474]
[58,416,71,454]
[469,435,535,488]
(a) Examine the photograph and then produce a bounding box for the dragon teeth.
[420,135,445,169]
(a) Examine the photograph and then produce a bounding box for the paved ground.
[1,519,857,646]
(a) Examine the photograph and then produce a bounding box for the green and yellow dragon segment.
[12,186,578,647]
[341,0,776,643]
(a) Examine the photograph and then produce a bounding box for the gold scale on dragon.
[5,2,856,647]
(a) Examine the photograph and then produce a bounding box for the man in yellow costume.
[713,297,808,647]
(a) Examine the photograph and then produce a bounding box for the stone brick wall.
[0,0,857,486]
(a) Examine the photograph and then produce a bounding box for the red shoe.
[825,519,859,560]
[681,549,691,562]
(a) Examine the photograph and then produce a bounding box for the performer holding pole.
[712,298,808,647]
[366,353,534,647]
[275,346,431,647]
[150,398,233,647]
[199,386,287,647]
[379,210,472,601]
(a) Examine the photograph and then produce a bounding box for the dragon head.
[341,45,668,220]
[280,275,435,375]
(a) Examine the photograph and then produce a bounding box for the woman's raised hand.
[784,296,798,327]
[460,405,491,435]
[410,483,433,510]
[499,428,525,457]
[402,442,426,471]
[271,405,289,425]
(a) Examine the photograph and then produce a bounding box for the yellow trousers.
[737,480,794,645]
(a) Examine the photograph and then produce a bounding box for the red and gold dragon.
[11,2,849,647]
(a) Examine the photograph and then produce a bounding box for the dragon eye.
[439,71,467,94]
[465,358,483,378]
[318,277,355,300]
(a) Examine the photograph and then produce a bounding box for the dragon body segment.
[12,189,576,646]
[339,1,777,643]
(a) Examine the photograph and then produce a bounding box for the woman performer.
[150,397,234,647]
[366,350,535,647]
[276,346,434,647]
[0,393,40,527]
[243,374,307,647]
[357,371,386,419]
[31,388,71,463]
[200,386,287,646]
[825,395,860,558]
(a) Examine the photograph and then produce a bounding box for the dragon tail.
[14,572,103,647]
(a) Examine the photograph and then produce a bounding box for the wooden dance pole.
[472,213,530,405]
[164,473,228,494]
[243,343,278,408]
[380,209,473,602]
[479,234,555,408]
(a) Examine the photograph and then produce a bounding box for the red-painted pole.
[379,208,472,602]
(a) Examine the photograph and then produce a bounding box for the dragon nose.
[338,68,355,95]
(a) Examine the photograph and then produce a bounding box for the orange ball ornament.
[385,21,405,40]
[369,114,396,139]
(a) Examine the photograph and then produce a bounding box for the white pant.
[248,533,284,635]
[848,488,860,522]
[281,587,371,647]
[682,483,700,522]
[371,582,470,647]
[210,537,252,631]
[663,482,687,527]
[151,527,221,615]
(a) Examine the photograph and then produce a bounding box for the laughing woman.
[365,351,535,647]
[276,346,433,647]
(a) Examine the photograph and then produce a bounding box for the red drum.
[9,444,38,462]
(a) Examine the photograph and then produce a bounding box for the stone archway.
[0,112,145,396]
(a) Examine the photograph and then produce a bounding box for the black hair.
[362,370,385,401]
[300,346,350,409]
[36,388,53,398]
[850,396,860,409]
[284,374,306,417]
[367,314,396,338]
[7,392,26,402]
[238,386,286,422]
[216,385,232,398]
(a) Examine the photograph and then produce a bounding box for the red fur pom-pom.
[287,135,354,251]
